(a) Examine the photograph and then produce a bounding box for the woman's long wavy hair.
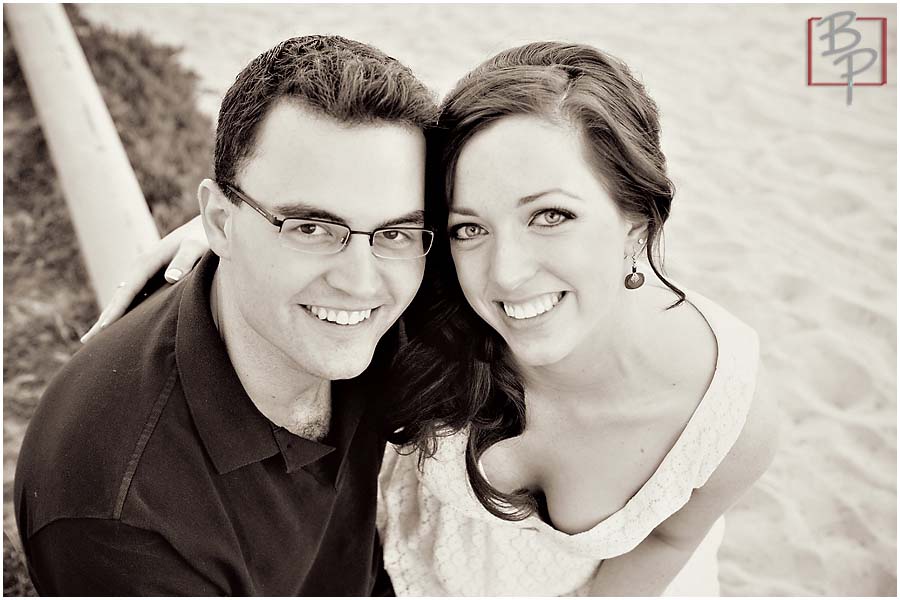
[384,41,683,520]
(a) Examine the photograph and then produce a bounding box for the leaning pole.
[6,4,161,307]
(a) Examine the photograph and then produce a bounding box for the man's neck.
[210,270,332,440]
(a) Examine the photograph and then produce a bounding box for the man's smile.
[300,304,378,326]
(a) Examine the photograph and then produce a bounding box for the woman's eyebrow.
[450,188,584,216]
[517,188,584,206]
[448,206,479,217]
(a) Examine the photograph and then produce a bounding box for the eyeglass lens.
[279,219,432,259]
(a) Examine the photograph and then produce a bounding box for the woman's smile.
[498,291,566,321]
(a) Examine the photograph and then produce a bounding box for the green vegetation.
[3,6,212,594]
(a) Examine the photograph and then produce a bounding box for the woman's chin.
[505,341,570,369]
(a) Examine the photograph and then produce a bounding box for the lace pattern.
[377,290,759,596]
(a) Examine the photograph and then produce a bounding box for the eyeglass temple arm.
[246,202,284,228]
[224,183,284,228]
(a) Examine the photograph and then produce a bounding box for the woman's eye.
[530,209,573,227]
[450,224,487,241]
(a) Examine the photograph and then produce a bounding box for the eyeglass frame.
[220,182,435,259]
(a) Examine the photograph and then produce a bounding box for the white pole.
[6,4,161,307]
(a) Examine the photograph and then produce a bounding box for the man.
[14,35,437,595]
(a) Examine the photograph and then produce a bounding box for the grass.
[3,6,212,594]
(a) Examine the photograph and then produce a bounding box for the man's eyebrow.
[272,202,348,224]
[272,203,425,229]
[377,210,426,229]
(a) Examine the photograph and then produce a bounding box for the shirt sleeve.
[25,518,224,596]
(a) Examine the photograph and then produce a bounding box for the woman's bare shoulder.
[651,385,780,546]
[714,374,780,487]
[642,284,719,400]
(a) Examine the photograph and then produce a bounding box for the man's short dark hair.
[214,35,438,196]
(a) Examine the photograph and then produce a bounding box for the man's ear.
[198,179,233,259]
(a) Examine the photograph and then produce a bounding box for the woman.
[83,42,778,596]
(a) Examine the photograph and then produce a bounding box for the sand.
[34,3,900,596]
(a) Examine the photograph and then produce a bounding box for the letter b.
[817,10,861,56]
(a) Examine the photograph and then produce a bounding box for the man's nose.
[488,233,537,293]
[324,234,381,298]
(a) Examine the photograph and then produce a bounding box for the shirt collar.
[174,252,363,477]
[271,377,366,485]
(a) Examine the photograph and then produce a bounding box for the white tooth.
[327,310,338,322]
[316,308,328,320]
[504,304,514,317]
[542,295,554,311]
[513,305,525,319]
[363,309,372,319]
[336,310,350,325]
[552,292,562,305]
[349,311,361,323]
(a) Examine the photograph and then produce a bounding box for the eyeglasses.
[222,183,434,260]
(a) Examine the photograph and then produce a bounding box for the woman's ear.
[624,219,649,255]
[198,179,233,259]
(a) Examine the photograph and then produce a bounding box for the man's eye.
[379,230,413,246]
[283,221,340,244]
[530,209,574,227]
[298,223,326,235]
[450,224,487,241]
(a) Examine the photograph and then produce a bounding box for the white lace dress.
[377,290,760,596]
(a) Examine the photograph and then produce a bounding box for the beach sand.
[12,3,898,595]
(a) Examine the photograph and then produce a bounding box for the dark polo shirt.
[14,253,393,596]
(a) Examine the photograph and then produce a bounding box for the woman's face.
[448,115,639,367]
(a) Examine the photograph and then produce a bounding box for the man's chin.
[298,348,376,381]
[321,363,369,381]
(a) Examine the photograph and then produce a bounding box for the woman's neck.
[517,284,669,411]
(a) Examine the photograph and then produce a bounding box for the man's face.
[219,101,426,381]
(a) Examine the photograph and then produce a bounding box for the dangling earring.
[624,239,645,290]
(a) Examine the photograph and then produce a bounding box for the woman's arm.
[81,215,208,342]
[588,387,781,596]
